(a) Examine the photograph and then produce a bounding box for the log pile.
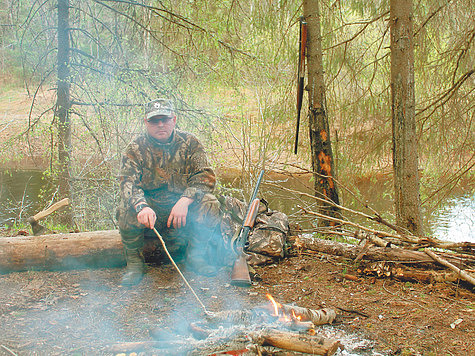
[293,203,475,288]
[295,233,474,287]
[264,176,474,287]
[268,180,474,283]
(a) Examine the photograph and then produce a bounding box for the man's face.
[144,115,176,143]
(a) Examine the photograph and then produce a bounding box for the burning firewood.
[204,309,266,326]
[203,297,337,330]
[251,328,341,356]
[113,295,341,355]
[289,319,316,332]
[188,327,341,356]
[265,294,337,326]
[279,304,336,326]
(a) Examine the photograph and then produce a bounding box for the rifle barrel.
[233,170,265,249]
[249,170,265,203]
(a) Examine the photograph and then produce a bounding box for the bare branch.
[414,0,453,37]
[324,11,389,51]
[94,0,256,58]
[417,69,474,129]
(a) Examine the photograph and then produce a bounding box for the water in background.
[430,193,475,242]
[1,169,473,242]
[0,169,49,226]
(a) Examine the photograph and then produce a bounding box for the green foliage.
[2,220,69,236]
[0,0,473,231]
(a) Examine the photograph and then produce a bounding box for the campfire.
[265,293,337,332]
[110,294,343,355]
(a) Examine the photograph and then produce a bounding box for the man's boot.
[121,249,146,287]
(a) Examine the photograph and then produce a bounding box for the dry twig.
[424,249,475,287]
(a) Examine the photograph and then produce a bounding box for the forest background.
[0,0,473,238]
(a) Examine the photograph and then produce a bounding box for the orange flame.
[266,293,281,316]
[291,310,302,321]
[266,293,302,323]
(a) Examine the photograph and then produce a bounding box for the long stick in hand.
[152,227,210,314]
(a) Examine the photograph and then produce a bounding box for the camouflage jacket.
[119,129,216,211]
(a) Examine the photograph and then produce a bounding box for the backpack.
[219,196,289,266]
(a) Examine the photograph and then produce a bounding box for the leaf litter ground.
[0,252,473,355]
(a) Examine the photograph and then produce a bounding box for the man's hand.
[137,207,156,229]
[168,197,194,229]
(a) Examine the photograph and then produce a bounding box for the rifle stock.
[231,171,265,286]
[243,198,260,228]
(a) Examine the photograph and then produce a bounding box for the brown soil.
[0,245,473,356]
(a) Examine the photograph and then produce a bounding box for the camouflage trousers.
[117,191,222,263]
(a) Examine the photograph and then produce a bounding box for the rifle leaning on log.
[231,169,265,286]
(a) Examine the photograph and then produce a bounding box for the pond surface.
[429,193,475,242]
[0,169,49,225]
[1,169,473,243]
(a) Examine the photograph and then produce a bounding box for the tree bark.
[390,0,422,234]
[303,0,340,226]
[56,0,73,225]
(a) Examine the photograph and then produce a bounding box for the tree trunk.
[303,0,340,227]
[390,0,422,234]
[56,0,73,225]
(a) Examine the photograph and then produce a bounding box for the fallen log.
[295,235,470,267]
[359,261,462,284]
[393,268,461,284]
[0,230,125,273]
[0,230,174,273]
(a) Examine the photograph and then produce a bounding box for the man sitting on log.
[117,98,222,286]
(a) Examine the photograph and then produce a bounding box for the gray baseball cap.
[145,98,175,120]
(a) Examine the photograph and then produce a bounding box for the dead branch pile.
[293,213,474,287]
[270,179,474,288]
